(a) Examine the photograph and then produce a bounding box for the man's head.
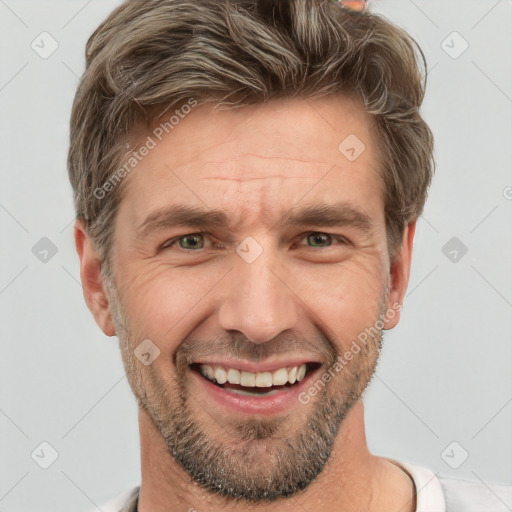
[69,0,434,504]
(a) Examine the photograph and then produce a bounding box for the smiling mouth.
[190,362,321,396]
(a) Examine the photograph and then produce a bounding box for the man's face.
[102,95,401,501]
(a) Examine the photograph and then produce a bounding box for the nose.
[217,244,299,344]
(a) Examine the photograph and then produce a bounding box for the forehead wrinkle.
[193,154,328,165]
[180,154,332,183]
[234,153,328,164]
[199,175,321,182]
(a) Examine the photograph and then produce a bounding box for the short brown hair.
[68,0,435,265]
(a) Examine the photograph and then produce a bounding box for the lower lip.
[190,367,320,415]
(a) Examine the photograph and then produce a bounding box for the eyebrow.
[135,201,373,242]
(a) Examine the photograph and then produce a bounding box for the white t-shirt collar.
[387,458,447,512]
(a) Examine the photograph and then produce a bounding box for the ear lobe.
[384,221,416,330]
[74,219,116,337]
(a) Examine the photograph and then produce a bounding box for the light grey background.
[1,1,511,511]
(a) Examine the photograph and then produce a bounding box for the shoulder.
[438,476,512,512]
[89,485,140,512]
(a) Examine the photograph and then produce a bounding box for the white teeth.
[255,371,272,387]
[199,363,311,388]
[200,365,214,380]
[240,371,256,387]
[272,368,289,386]
[296,364,307,382]
[214,367,227,384]
[226,368,241,384]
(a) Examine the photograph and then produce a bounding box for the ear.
[74,219,116,337]
[383,220,416,330]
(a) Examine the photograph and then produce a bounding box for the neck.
[137,401,415,512]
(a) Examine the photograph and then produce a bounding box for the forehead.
[119,95,382,227]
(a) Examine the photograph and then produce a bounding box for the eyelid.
[160,230,350,251]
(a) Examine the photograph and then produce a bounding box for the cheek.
[115,262,221,345]
[115,247,388,355]
[295,256,387,342]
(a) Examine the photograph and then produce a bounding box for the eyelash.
[160,231,349,251]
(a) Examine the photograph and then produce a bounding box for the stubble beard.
[103,271,384,503]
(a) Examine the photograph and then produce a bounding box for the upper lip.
[191,357,322,373]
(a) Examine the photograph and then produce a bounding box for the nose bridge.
[218,240,299,344]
